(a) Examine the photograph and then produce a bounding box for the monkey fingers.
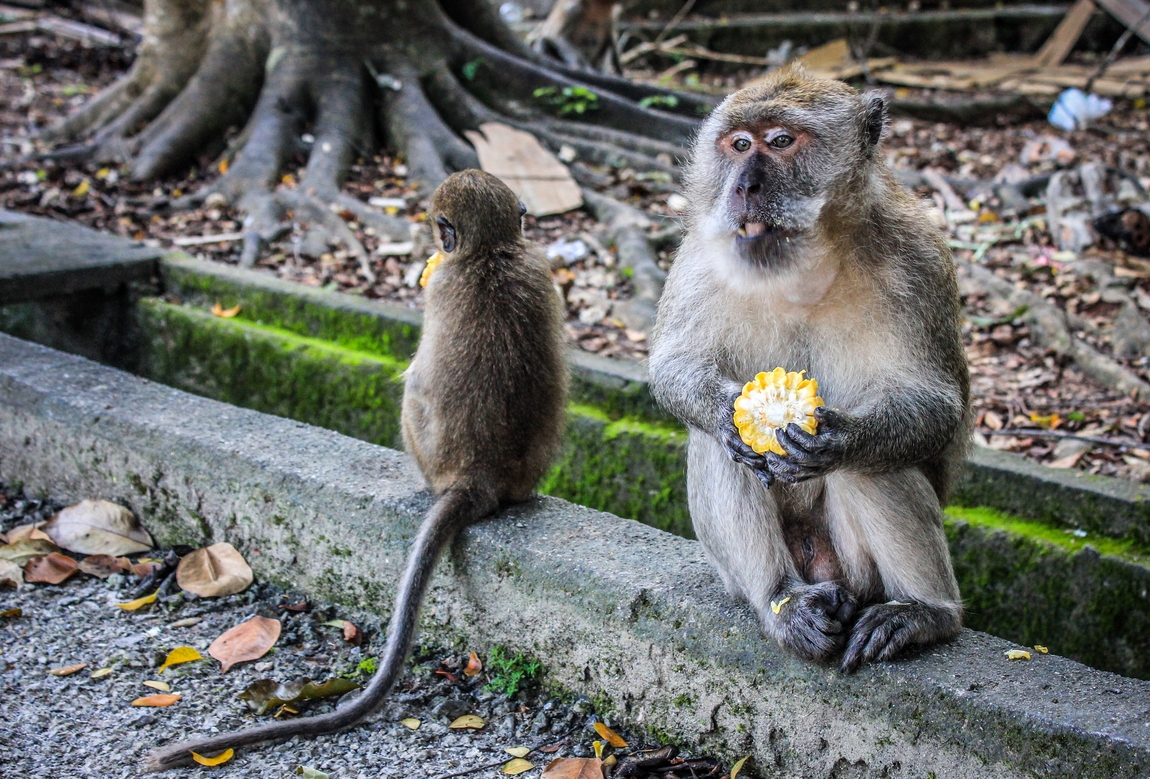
[718,421,775,487]
[840,602,941,674]
[768,580,856,661]
[771,423,848,481]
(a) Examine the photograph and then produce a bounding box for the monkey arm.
[771,378,967,482]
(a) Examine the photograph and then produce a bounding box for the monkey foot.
[840,601,961,674]
[765,580,857,662]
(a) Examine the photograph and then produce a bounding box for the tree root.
[1067,258,1150,360]
[581,188,669,333]
[958,259,1150,397]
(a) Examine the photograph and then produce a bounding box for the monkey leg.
[823,469,963,673]
[687,432,855,662]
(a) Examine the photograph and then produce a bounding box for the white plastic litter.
[1048,88,1112,132]
[546,238,590,265]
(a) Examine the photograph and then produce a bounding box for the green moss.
[484,645,542,698]
[945,505,1149,563]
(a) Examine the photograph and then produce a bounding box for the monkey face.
[685,67,887,272]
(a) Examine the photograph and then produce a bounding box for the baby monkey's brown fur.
[146,170,568,771]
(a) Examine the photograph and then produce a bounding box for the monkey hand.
[717,392,775,489]
[765,579,857,661]
[767,407,854,483]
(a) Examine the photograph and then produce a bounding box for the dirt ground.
[4,16,1150,482]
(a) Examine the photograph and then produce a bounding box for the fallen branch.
[959,260,1150,397]
[978,427,1144,448]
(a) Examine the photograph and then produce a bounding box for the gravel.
[0,489,613,779]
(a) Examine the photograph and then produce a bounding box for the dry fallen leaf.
[542,757,605,779]
[449,714,485,730]
[117,591,158,611]
[401,717,421,730]
[0,607,21,618]
[144,680,171,692]
[730,755,750,779]
[158,646,204,673]
[0,559,23,588]
[464,650,483,677]
[592,722,627,748]
[592,741,604,759]
[210,615,281,673]
[211,302,242,318]
[239,676,359,715]
[1034,645,1049,654]
[131,561,163,578]
[0,538,58,566]
[343,620,361,645]
[77,554,129,579]
[177,543,253,598]
[5,523,51,543]
[43,500,153,556]
[91,667,113,679]
[48,663,88,676]
[1005,649,1031,661]
[171,617,203,628]
[506,747,531,758]
[131,694,181,707]
[503,758,534,775]
[191,749,234,767]
[24,553,79,584]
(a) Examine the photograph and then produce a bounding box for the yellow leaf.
[506,747,531,758]
[131,693,181,707]
[384,206,400,215]
[401,718,421,730]
[95,168,110,179]
[464,650,483,677]
[503,758,534,775]
[218,159,229,174]
[91,667,113,679]
[449,714,485,730]
[281,174,296,185]
[211,302,242,318]
[172,188,182,197]
[48,662,88,676]
[191,749,235,766]
[603,756,616,768]
[159,646,203,673]
[144,680,171,692]
[770,597,790,615]
[1028,413,1061,430]
[1005,649,1031,661]
[116,591,158,611]
[592,722,627,748]
[730,756,750,779]
[592,740,604,759]
[0,608,20,618]
[1034,645,1049,654]
[72,180,90,197]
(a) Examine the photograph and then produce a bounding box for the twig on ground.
[979,428,1145,448]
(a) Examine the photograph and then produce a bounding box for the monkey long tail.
[144,480,499,772]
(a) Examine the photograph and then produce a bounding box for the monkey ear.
[862,93,887,154]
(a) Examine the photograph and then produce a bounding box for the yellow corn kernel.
[733,368,824,456]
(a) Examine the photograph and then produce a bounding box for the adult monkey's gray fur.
[649,66,970,672]
[147,170,569,769]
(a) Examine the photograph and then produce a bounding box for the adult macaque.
[649,67,970,672]
[147,170,568,769]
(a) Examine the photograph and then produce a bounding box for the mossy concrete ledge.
[1,335,1150,778]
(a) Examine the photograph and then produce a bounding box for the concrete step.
[1,332,1148,778]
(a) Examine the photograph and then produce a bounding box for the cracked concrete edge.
[0,333,1148,779]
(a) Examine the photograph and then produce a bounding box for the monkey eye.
[768,133,795,149]
[732,137,752,153]
[436,215,456,253]
[519,201,527,216]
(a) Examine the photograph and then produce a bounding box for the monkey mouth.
[737,222,770,240]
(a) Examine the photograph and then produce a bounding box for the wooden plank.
[1034,0,1097,67]
[1094,0,1150,46]
[463,123,583,217]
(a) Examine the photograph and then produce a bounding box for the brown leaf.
[24,553,79,584]
[463,650,482,677]
[177,542,253,598]
[0,538,59,566]
[542,758,605,779]
[342,620,361,645]
[48,663,88,676]
[209,616,281,673]
[77,554,129,579]
[239,676,359,715]
[131,561,163,578]
[5,523,51,543]
[131,694,181,707]
[0,607,21,618]
[43,500,153,556]
[0,559,23,588]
